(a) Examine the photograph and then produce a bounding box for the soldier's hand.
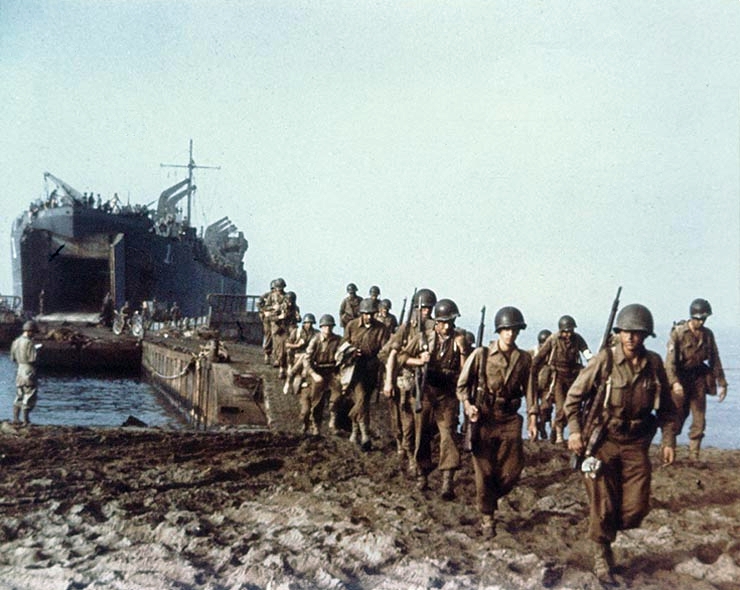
[381,386,393,398]
[662,445,675,465]
[567,432,584,455]
[419,351,431,364]
[671,382,684,398]
[527,415,538,440]
[463,399,479,422]
[311,372,323,384]
[718,386,727,402]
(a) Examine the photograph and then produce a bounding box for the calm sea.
[1,329,738,448]
[0,353,179,428]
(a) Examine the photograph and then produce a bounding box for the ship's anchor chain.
[141,356,196,380]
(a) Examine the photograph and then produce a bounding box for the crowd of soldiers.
[257,281,728,585]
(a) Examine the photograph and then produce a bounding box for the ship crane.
[44,172,84,202]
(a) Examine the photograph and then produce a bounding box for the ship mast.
[160,139,220,224]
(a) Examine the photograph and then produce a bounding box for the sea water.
[0,353,179,428]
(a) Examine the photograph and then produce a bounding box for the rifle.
[398,297,408,327]
[463,306,486,452]
[414,292,428,413]
[571,286,622,471]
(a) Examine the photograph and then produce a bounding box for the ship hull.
[12,206,246,318]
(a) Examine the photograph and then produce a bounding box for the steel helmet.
[558,315,577,331]
[269,279,277,289]
[346,283,358,293]
[379,298,392,310]
[286,291,296,302]
[537,329,552,345]
[23,320,38,333]
[274,277,286,289]
[433,299,460,322]
[319,314,336,327]
[359,297,378,314]
[614,303,655,337]
[369,285,381,297]
[302,313,316,324]
[414,288,437,309]
[689,298,712,320]
[494,306,527,332]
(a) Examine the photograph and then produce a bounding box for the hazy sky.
[1,0,738,346]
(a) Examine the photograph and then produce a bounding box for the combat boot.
[328,412,338,434]
[359,422,372,452]
[480,514,496,538]
[12,406,20,425]
[537,418,548,441]
[555,425,564,444]
[349,422,360,444]
[440,470,455,501]
[593,541,616,586]
[689,439,701,462]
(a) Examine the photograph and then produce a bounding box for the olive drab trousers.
[414,386,460,475]
[471,414,524,515]
[584,437,652,543]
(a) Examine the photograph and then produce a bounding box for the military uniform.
[10,330,38,425]
[339,294,362,330]
[284,321,317,397]
[302,328,341,435]
[342,315,390,448]
[380,312,436,471]
[665,321,727,453]
[531,330,590,441]
[564,345,677,557]
[456,340,532,520]
[400,327,464,487]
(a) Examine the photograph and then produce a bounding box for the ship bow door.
[111,233,126,309]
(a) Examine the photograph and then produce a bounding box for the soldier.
[342,297,390,451]
[283,313,317,396]
[257,280,276,364]
[457,306,533,536]
[377,299,398,334]
[264,278,288,376]
[276,291,301,379]
[665,298,727,461]
[368,285,381,302]
[380,288,437,474]
[302,314,342,436]
[10,321,41,426]
[339,283,362,331]
[530,315,592,443]
[400,298,466,500]
[565,303,676,585]
[531,328,553,441]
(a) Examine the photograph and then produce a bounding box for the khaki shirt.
[456,341,533,418]
[339,295,362,328]
[10,333,38,387]
[399,330,464,393]
[531,331,590,376]
[303,332,341,373]
[665,322,726,388]
[564,345,677,447]
[341,317,389,360]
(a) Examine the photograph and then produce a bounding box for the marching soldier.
[283,313,317,396]
[342,298,390,451]
[531,315,592,443]
[400,298,466,500]
[381,288,437,474]
[339,283,362,331]
[257,280,276,364]
[377,299,398,334]
[530,328,553,441]
[665,298,727,461]
[301,314,341,436]
[565,303,677,585]
[457,306,533,536]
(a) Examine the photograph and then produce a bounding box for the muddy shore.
[1,344,739,589]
